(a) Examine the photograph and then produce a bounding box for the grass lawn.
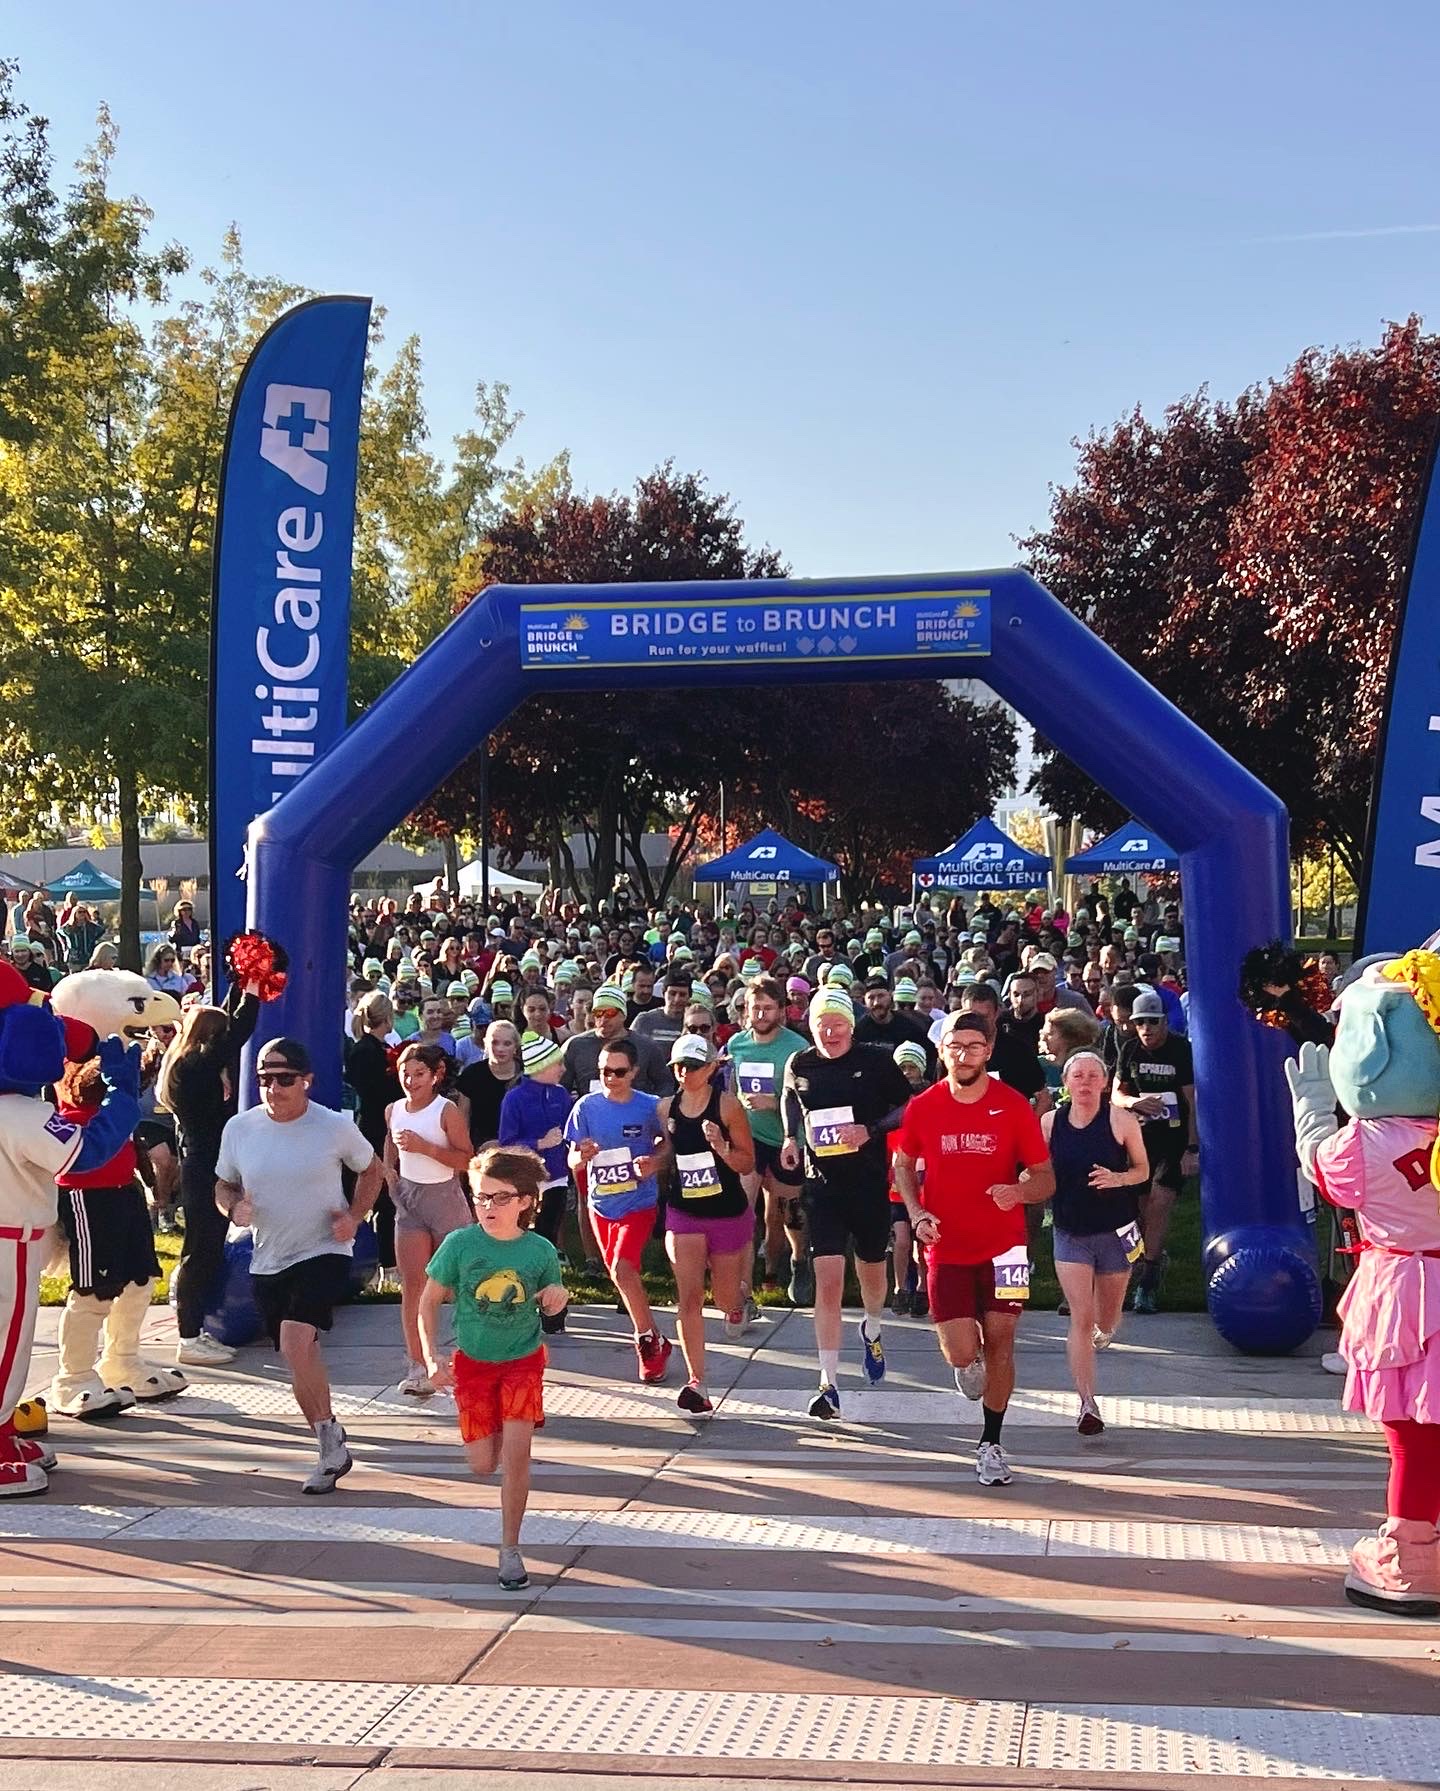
[41,1182,1211,1314]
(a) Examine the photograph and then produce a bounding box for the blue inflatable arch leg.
[245,570,1320,1353]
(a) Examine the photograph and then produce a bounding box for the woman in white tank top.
[384,1044,475,1396]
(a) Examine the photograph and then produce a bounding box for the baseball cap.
[257,1037,312,1074]
[1131,990,1166,1020]
[939,1010,990,1043]
[864,972,891,991]
[670,1032,716,1068]
[521,1029,562,1074]
[1029,952,1058,972]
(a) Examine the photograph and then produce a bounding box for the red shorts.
[452,1345,546,1443]
[927,1259,1025,1323]
[591,1206,656,1276]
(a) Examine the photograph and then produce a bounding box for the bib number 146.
[991,1245,1031,1301]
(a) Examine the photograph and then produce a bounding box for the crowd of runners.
[18,866,1293,1587]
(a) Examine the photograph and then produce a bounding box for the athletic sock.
[981,1404,1005,1446]
[818,1348,840,1386]
[861,1307,884,1340]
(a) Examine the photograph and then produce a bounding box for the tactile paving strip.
[0,1503,141,1539]
[160,1381,720,1422]
[714,1389,1374,1432]
[0,1674,410,1745]
[1046,1522,1352,1564]
[1019,1706,1440,1780]
[365,1683,1024,1762]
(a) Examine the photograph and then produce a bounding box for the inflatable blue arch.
[244,569,1321,1353]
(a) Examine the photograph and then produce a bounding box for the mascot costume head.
[1287,947,1440,1616]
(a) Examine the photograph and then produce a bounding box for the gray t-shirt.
[215,1102,375,1275]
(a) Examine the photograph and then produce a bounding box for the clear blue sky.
[11,2,1440,575]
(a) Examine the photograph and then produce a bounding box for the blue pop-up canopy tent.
[1065,820,1180,876]
[913,817,1052,891]
[695,827,839,890]
[43,858,127,901]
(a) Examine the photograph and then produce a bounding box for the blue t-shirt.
[564,1088,663,1217]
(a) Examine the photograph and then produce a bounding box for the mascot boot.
[1347,1519,1440,1616]
[96,1279,186,1401]
[49,1293,127,1420]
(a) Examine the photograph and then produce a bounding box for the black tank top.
[1050,1100,1137,1236]
[666,1081,748,1218]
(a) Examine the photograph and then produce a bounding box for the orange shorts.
[452,1345,546,1442]
[591,1206,656,1276]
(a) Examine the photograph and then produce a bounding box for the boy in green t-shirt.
[420,1144,567,1590]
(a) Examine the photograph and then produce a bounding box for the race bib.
[807,1104,857,1157]
[1115,1219,1144,1264]
[590,1146,637,1196]
[676,1150,723,1200]
[992,1244,1031,1302]
[1155,1091,1180,1127]
[737,1060,776,1099]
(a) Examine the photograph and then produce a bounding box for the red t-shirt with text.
[894,1078,1048,1264]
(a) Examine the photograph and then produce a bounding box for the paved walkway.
[2,1299,1435,1789]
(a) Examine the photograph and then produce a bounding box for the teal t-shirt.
[725,1026,807,1147]
[426,1225,563,1363]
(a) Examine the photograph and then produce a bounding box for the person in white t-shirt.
[215,1037,382,1494]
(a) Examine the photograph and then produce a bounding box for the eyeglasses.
[943,1040,990,1058]
[257,1070,303,1087]
[600,1065,633,1079]
[475,1190,522,1207]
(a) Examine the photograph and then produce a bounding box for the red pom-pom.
[384,1041,404,1075]
[224,931,290,1004]
[0,961,32,1011]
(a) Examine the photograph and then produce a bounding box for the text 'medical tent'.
[913,817,1051,890]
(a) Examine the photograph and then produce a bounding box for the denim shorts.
[1052,1226,1137,1276]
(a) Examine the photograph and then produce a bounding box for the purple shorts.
[665,1207,755,1256]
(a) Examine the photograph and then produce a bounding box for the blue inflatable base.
[203,1222,380,1348]
[1205,1225,1324,1355]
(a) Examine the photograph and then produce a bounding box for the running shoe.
[954,1357,986,1401]
[1092,1327,1114,1352]
[677,1379,714,1416]
[302,1420,352,1495]
[722,1308,746,1342]
[175,1333,236,1367]
[497,1546,530,1591]
[1077,1398,1105,1436]
[1320,1350,1346,1375]
[400,1361,435,1397]
[1056,1298,1070,1317]
[911,1283,929,1319]
[860,1321,886,1385]
[1131,1284,1157,1315]
[742,1293,761,1330]
[636,1331,673,1384]
[889,1286,913,1317]
[975,1440,1012,1486]
[788,1257,816,1307]
[808,1382,841,1422]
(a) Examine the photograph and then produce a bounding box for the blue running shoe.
[860,1321,886,1385]
[807,1382,841,1421]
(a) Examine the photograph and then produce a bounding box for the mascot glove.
[1285,1039,1337,1184]
[97,1032,143,1099]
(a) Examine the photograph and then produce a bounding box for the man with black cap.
[1111,990,1197,1313]
[215,1038,383,1492]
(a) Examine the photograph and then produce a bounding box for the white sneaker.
[302,1420,352,1494]
[954,1357,986,1401]
[176,1334,236,1367]
[400,1362,435,1397]
[975,1440,1012,1487]
[1320,1350,1347,1375]
[1092,1327,1114,1352]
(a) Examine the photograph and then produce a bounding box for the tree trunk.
[117,762,142,971]
[442,831,460,897]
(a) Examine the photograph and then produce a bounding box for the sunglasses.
[683,1022,713,1034]
[257,1070,303,1087]
[600,1065,633,1079]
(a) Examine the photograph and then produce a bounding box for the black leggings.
[172,1144,229,1339]
[535,1184,567,1247]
